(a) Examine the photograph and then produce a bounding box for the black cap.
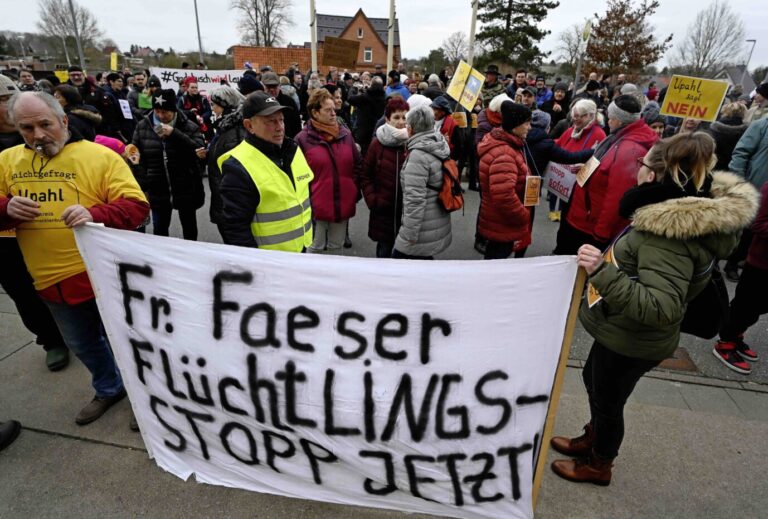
[67,65,83,73]
[586,79,601,92]
[147,75,161,88]
[431,95,453,114]
[522,86,536,96]
[242,91,289,118]
[485,64,500,75]
[757,82,768,99]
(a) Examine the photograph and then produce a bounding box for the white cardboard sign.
[544,162,578,202]
[74,225,579,519]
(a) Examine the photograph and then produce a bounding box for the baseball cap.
[242,91,289,118]
[0,74,19,96]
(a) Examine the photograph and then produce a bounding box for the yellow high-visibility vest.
[218,140,313,252]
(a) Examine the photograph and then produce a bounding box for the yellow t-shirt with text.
[0,140,146,290]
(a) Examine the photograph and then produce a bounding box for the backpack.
[428,159,464,212]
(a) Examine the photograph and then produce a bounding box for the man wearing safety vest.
[218,91,313,251]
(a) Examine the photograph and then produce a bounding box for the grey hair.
[7,91,66,125]
[209,84,245,109]
[406,104,435,134]
[371,76,384,86]
[571,98,597,117]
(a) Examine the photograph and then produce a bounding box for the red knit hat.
[182,76,198,87]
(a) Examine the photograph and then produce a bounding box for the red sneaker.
[735,335,759,362]
[713,341,751,374]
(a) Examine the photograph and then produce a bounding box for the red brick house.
[231,9,401,74]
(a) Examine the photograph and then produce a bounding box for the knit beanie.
[95,135,126,156]
[586,79,601,92]
[607,94,642,125]
[152,89,178,112]
[531,109,551,130]
[488,93,513,113]
[641,101,661,125]
[553,82,568,93]
[238,75,264,96]
[501,101,532,131]
[757,82,768,99]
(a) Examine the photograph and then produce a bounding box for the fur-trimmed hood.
[68,106,102,125]
[632,171,759,242]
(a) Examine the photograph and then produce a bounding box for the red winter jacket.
[476,128,531,243]
[566,119,658,245]
[295,121,362,222]
[555,122,606,153]
[439,115,459,160]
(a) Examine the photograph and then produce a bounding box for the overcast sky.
[4,0,768,69]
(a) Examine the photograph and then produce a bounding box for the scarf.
[619,175,713,220]
[376,123,409,147]
[571,118,595,140]
[311,118,340,142]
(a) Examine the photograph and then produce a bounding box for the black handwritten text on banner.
[74,225,578,519]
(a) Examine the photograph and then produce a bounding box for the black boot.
[0,421,21,452]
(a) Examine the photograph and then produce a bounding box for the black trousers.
[376,241,394,258]
[554,219,608,255]
[484,240,514,260]
[726,229,753,267]
[582,342,660,459]
[151,207,198,241]
[720,263,768,341]
[0,239,66,352]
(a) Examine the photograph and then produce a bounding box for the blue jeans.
[44,298,124,398]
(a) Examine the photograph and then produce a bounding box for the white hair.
[571,98,597,117]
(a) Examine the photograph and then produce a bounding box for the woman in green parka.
[550,132,759,486]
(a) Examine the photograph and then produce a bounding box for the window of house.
[357,28,364,38]
[364,47,372,62]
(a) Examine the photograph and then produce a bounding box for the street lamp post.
[740,39,757,87]
[67,0,86,70]
[193,0,205,66]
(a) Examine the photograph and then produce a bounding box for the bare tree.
[231,0,294,47]
[36,0,103,48]
[556,24,581,73]
[671,0,745,78]
[442,31,469,63]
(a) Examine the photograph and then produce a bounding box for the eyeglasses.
[636,157,652,169]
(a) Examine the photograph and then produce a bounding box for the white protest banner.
[148,68,247,96]
[75,225,581,519]
[544,162,578,202]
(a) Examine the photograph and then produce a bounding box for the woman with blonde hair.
[551,132,759,486]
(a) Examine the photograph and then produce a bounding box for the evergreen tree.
[476,0,560,66]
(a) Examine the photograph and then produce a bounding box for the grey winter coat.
[729,117,768,189]
[394,130,452,257]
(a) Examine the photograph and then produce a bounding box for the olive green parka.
[579,171,760,361]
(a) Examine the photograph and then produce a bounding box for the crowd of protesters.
[1,59,767,490]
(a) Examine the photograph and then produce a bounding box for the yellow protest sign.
[54,70,69,84]
[446,60,486,112]
[659,75,729,122]
[110,52,118,71]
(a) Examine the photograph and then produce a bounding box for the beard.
[31,137,67,158]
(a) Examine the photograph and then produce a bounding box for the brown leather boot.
[550,423,594,457]
[551,450,613,486]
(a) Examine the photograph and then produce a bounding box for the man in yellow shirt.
[0,92,149,426]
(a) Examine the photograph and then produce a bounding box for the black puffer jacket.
[207,109,247,224]
[132,111,205,210]
[707,117,749,171]
[348,84,386,154]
